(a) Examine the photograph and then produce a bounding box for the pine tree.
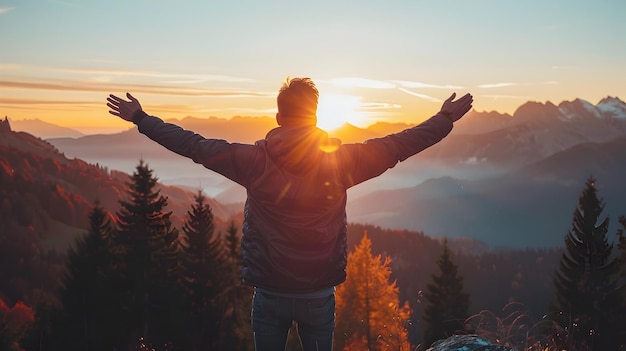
[552,177,625,350]
[180,190,225,350]
[113,160,185,348]
[420,238,470,350]
[219,220,253,350]
[53,202,121,350]
[335,232,412,351]
[617,215,626,281]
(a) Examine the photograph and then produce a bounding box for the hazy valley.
[25,96,626,248]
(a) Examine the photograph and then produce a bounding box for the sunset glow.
[1,1,625,134]
[317,94,365,131]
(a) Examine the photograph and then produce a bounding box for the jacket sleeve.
[338,112,453,187]
[135,112,256,186]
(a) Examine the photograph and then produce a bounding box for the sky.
[1,0,625,133]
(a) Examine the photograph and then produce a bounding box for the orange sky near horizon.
[2,1,625,134]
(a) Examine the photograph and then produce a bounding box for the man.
[107,77,472,351]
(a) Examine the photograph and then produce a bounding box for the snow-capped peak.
[597,96,626,120]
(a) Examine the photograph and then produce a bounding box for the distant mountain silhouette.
[348,136,626,248]
[35,96,626,247]
[10,117,86,139]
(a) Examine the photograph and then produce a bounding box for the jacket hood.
[264,126,341,175]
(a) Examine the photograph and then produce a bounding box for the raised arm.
[338,92,473,187]
[439,92,473,122]
[106,93,143,123]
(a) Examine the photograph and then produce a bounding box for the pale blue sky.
[1,0,625,132]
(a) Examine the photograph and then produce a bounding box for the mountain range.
[8,96,626,248]
[0,120,565,326]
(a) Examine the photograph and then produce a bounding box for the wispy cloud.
[398,88,441,102]
[4,64,255,85]
[393,80,464,90]
[359,102,402,110]
[59,67,255,83]
[0,97,97,105]
[0,64,21,70]
[481,94,531,100]
[0,79,272,98]
[328,78,396,89]
[476,82,518,89]
[551,65,580,70]
[0,7,15,14]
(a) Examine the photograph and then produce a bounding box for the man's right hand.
[439,92,473,122]
[107,93,142,122]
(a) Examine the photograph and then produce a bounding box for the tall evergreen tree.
[113,160,185,348]
[219,220,253,351]
[180,190,225,350]
[617,215,626,281]
[53,202,120,350]
[420,238,470,350]
[552,177,625,350]
[335,232,412,351]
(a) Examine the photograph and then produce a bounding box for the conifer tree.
[53,202,120,350]
[420,238,470,350]
[113,160,185,348]
[219,220,253,350]
[335,232,412,351]
[180,190,225,350]
[552,177,625,350]
[617,215,626,280]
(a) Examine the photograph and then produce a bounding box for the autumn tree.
[113,160,186,348]
[420,238,470,350]
[180,190,226,350]
[335,232,412,351]
[0,299,35,351]
[552,177,625,350]
[50,202,122,350]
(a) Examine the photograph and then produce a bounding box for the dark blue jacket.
[135,112,453,293]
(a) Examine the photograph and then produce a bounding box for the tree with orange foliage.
[0,298,35,351]
[334,232,412,351]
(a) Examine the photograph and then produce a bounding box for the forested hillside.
[2,123,625,350]
[0,126,240,307]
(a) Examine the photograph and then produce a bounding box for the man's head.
[276,77,318,127]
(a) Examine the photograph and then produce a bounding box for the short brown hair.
[276,77,318,126]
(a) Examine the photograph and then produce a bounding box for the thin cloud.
[0,7,15,14]
[329,78,396,89]
[0,97,98,105]
[393,80,464,90]
[476,82,518,89]
[8,64,254,84]
[359,102,402,110]
[551,65,580,70]
[398,88,441,102]
[60,67,254,83]
[481,94,531,100]
[0,64,21,70]
[0,79,272,98]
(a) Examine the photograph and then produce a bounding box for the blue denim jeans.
[252,289,335,351]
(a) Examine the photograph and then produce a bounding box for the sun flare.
[316,94,363,131]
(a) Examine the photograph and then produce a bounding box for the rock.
[426,335,516,351]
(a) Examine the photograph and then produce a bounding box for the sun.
[316,94,363,131]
